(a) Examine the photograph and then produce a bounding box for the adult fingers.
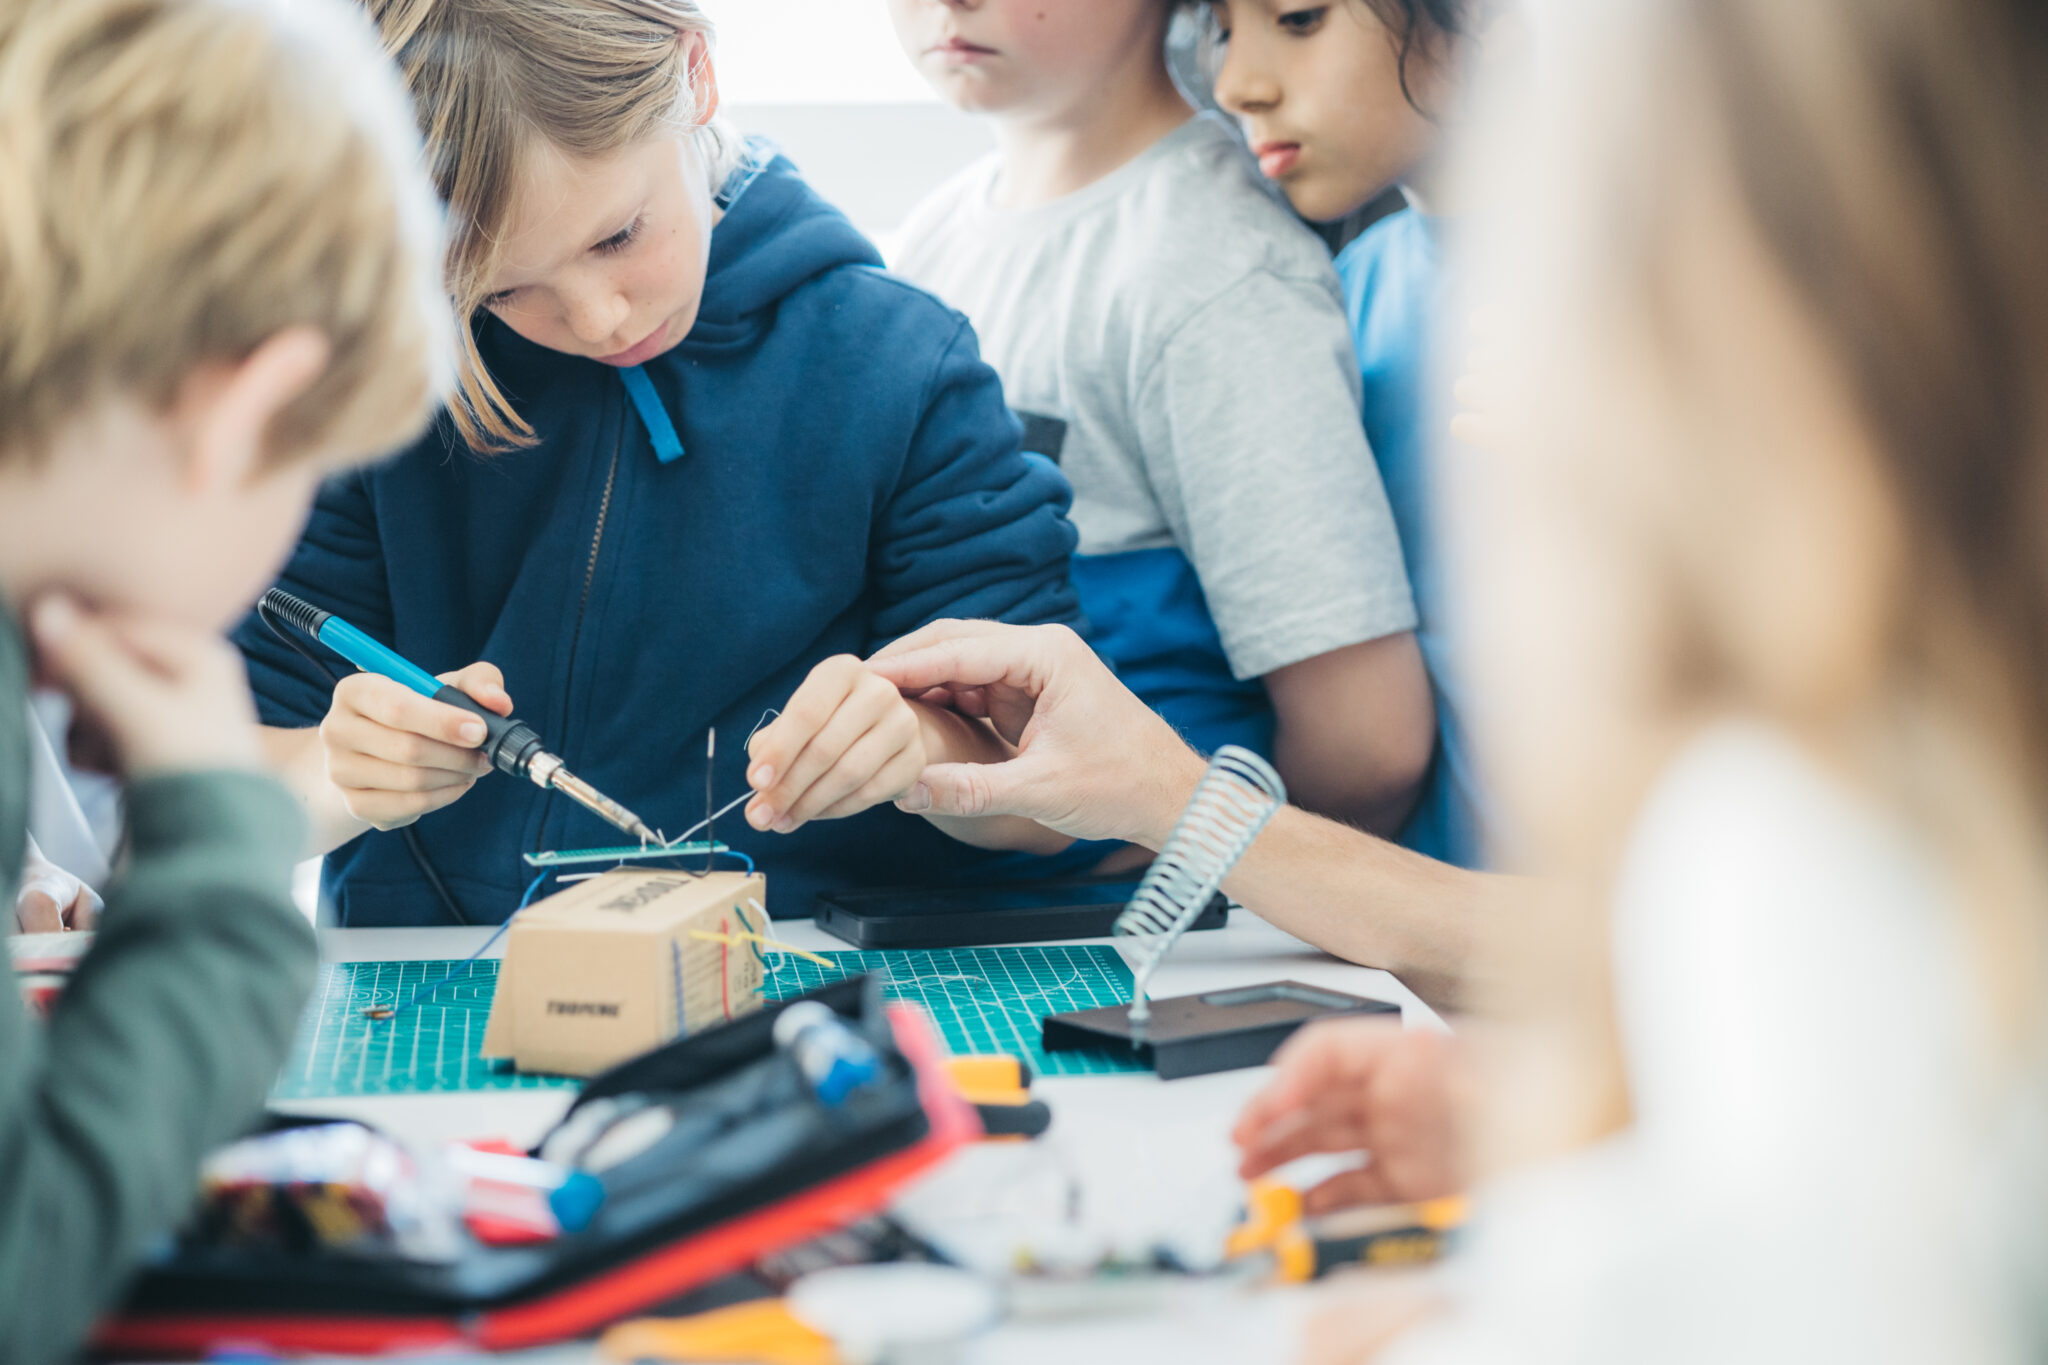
[868,617,1016,662]
[67,888,99,932]
[865,627,1053,698]
[896,757,1037,821]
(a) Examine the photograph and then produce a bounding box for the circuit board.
[271,944,1143,1100]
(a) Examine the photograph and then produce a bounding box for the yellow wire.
[687,927,836,969]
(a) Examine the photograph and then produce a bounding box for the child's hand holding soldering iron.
[313,660,510,832]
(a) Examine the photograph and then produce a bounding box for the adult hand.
[1233,1017,1466,1213]
[318,661,506,830]
[866,620,1203,849]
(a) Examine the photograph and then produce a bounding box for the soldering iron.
[258,588,661,846]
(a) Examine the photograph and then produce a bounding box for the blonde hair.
[0,0,451,467]
[1457,0,2048,1159]
[370,0,741,451]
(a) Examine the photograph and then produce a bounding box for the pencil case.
[95,975,976,1357]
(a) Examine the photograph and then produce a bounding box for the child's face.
[1207,0,1444,222]
[3,336,336,635]
[481,134,719,368]
[889,0,1172,118]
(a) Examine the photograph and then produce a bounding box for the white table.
[282,914,1437,1364]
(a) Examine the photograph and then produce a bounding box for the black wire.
[256,598,473,926]
[704,728,716,876]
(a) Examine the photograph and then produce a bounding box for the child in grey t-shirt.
[887,1,1435,833]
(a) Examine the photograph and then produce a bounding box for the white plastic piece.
[787,1263,999,1365]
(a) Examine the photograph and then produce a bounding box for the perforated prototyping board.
[272,945,1144,1100]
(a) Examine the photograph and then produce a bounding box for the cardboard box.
[481,868,768,1077]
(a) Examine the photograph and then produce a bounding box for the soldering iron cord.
[256,595,473,926]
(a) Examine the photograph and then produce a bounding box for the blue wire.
[376,869,550,1022]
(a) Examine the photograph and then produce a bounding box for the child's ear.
[179,326,331,492]
[682,31,720,127]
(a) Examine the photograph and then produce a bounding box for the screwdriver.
[259,588,661,845]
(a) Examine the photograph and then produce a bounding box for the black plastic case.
[815,877,1229,949]
[99,976,975,1357]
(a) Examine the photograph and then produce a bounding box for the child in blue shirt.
[239,0,1082,925]
[888,0,1437,838]
[1206,0,1492,866]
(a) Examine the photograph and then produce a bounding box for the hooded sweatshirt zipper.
[534,421,621,853]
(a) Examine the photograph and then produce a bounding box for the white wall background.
[699,0,995,242]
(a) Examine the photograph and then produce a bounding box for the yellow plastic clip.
[1224,1178,1303,1260]
[943,1054,1030,1103]
[599,1299,837,1365]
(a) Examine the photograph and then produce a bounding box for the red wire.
[719,914,731,1020]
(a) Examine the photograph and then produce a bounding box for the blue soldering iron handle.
[314,614,442,696]
[260,589,549,780]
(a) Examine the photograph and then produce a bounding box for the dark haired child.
[1209,0,1493,865]
[889,0,1437,837]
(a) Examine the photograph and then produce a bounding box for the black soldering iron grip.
[260,587,330,638]
[431,685,548,777]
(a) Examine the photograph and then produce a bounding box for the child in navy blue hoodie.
[238,0,1083,926]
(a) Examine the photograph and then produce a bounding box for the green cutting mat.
[272,944,1142,1100]
[762,945,1143,1078]
[274,958,572,1100]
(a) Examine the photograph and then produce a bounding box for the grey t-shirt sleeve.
[1134,267,1419,680]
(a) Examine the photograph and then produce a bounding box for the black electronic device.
[1042,980,1399,1080]
[814,878,1229,950]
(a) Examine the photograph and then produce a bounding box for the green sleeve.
[0,771,313,1365]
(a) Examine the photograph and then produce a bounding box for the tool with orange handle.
[943,1055,1052,1140]
[1227,1178,1465,1282]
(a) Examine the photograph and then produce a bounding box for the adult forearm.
[1221,806,1501,1012]
[1126,741,1490,1011]
[258,725,367,856]
[1138,740,1490,1010]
